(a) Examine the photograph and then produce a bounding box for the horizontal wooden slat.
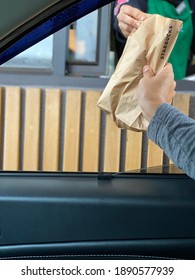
[3,87,21,170]
[63,90,82,171]
[23,88,41,171]
[83,91,101,172]
[42,89,61,171]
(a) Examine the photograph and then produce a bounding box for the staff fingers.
[121,5,146,21]
[118,21,134,37]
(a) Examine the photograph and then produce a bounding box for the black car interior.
[0,171,195,260]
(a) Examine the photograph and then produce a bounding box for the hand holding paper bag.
[97,14,182,131]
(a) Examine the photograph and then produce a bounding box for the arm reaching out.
[137,64,195,180]
[148,103,195,180]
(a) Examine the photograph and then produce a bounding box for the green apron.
[148,0,193,79]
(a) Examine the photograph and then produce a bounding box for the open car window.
[0,0,114,65]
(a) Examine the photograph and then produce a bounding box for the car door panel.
[0,172,195,259]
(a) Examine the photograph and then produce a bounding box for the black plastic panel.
[0,171,195,259]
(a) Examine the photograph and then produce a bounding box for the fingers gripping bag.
[97,14,182,131]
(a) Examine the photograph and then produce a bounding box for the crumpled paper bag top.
[97,14,182,131]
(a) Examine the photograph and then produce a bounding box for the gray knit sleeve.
[148,103,195,180]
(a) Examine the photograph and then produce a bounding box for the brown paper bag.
[97,14,182,131]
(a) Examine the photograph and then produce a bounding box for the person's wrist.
[142,101,164,122]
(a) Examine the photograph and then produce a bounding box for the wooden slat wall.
[147,141,163,168]
[0,87,191,172]
[3,87,21,170]
[23,88,41,171]
[104,115,121,172]
[173,93,190,115]
[125,130,142,171]
[42,89,61,171]
[83,91,101,172]
[63,90,82,172]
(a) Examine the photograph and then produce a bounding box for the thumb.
[143,65,155,78]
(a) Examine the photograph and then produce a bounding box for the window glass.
[2,35,53,69]
[68,10,98,64]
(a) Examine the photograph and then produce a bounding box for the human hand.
[117,5,146,38]
[137,64,176,122]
